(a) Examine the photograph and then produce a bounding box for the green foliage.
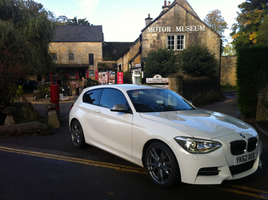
[86,78,98,86]
[221,84,238,91]
[258,15,268,45]
[204,9,228,37]
[123,71,132,84]
[16,85,24,96]
[222,42,237,56]
[144,48,179,77]
[236,46,268,119]
[231,0,268,49]
[192,90,225,107]
[178,44,217,77]
[0,0,56,105]
[56,15,91,26]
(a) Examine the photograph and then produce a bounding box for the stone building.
[49,0,222,85]
[117,0,222,83]
[49,25,103,80]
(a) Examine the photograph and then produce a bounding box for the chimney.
[162,0,169,12]
[145,14,153,26]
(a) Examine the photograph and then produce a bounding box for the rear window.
[83,89,102,105]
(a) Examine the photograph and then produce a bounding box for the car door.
[91,88,133,157]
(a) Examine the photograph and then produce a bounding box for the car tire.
[70,120,85,149]
[144,142,180,188]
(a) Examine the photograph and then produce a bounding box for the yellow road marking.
[0,146,147,174]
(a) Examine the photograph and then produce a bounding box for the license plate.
[235,152,256,165]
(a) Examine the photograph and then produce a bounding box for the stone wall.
[221,56,237,86]
[256,84,268,121]
[49,42,102,71]
[141,3,221,77]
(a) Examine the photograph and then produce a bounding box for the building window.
[89,70,94,77]
[89,53,94,65]
[167,35,185,50]
[69,53,74,60]
[52,53,57,60]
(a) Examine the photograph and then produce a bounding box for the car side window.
[99,89,128,109]
[83,89,102,105]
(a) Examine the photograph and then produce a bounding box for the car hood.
[139,109,255,139]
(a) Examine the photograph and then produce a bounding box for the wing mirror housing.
[110,104,131,113]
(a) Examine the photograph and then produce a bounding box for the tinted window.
[83,89,102,105]
[99,89,128,109]
[127,89,194,112]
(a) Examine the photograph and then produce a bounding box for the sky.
[36,0,243,42]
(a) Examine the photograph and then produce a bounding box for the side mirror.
[110,104,130,113]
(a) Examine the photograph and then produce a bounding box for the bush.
[123,71,132,83]
[178,44,217,77]
[192,90,225,107]
[144,48,179,77]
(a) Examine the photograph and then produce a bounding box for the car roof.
[84,84,166,92]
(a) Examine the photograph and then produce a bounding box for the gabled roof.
[51,25,103,42]
[102,42,135,61]
[141,0,221,37]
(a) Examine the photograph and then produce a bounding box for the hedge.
[237,46,268,118]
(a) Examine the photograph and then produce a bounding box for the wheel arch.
[142,139,180,170]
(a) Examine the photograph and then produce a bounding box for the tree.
[231,0,268,48]
[204,9,228,37]
[144,48,179,77]
[178,44,217,77]
[0,0,56,104]
[56,16,91,26]
[258,15,268,44]
[222,42,237,56]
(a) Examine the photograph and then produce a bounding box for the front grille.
[230,140,246,155]
[197,167,219,176]
[230,137,258,155]
[229,160,255,175]
[247,137,257,152]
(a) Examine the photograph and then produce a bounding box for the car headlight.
[175,137,222,154]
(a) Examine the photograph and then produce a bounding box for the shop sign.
[148,25,205,33]
[146,74,168,83]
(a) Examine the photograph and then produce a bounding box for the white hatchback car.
[69,84,262,188]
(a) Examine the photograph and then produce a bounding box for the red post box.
[49,72,60,114]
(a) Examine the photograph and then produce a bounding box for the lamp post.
[114,65,118,84]
[141,57,145,84]
[106,67,110,84]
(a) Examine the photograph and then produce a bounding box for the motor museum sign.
[148,25,205,33]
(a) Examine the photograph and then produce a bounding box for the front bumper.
[171,134,262,185]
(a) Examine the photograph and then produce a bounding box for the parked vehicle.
[69,84,262,188]
[23,80,39,90]
[62,85,72,96]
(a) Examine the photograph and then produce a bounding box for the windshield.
[127,89,195,112]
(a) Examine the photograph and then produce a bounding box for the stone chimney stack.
[145,14,153,26]
[162,0,169,12]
